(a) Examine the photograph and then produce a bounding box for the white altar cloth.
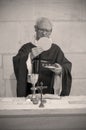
[0,95,86,110]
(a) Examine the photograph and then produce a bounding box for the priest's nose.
[42,31,47,36]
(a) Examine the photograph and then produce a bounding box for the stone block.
[3,54,16,79]
[0,69,5,97]
[5,79,17,97]
[19,22,35,45]
[0,22,86,54]
[70,79,86,95]
[0,0,85,21]
[52,22,86,53]
[0,55,2,68]
[0,22,20,54]
[66,53,86,79]
[81,0,86,20]
[0,22,34,54]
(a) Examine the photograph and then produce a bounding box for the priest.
[13,17,72,97]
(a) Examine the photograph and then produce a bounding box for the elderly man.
[13,17,72,97]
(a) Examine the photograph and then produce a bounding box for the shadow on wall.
[10,73,17,97]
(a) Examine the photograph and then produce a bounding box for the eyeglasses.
[36,27,52,33]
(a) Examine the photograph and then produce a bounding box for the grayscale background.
[0,0,86,97]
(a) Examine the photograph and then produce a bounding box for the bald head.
[35,17,52,40]
[35,17,52,31]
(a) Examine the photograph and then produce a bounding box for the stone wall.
[0,0,86,96]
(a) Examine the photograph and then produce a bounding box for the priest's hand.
[31,46,43,59]
[44,63,62,75]
[50,63,62,74]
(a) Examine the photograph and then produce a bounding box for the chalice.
[30,73,39,104]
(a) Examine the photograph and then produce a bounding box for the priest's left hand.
[46,63,62,75]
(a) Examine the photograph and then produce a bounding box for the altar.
[0,95,86,130]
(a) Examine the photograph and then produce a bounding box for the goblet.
[30,73,39,104]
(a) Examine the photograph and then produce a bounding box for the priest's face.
[35,27,52,40]
[34,18,52,40]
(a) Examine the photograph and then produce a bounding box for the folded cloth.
[53,73,62,96]
[26,53,32,74]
